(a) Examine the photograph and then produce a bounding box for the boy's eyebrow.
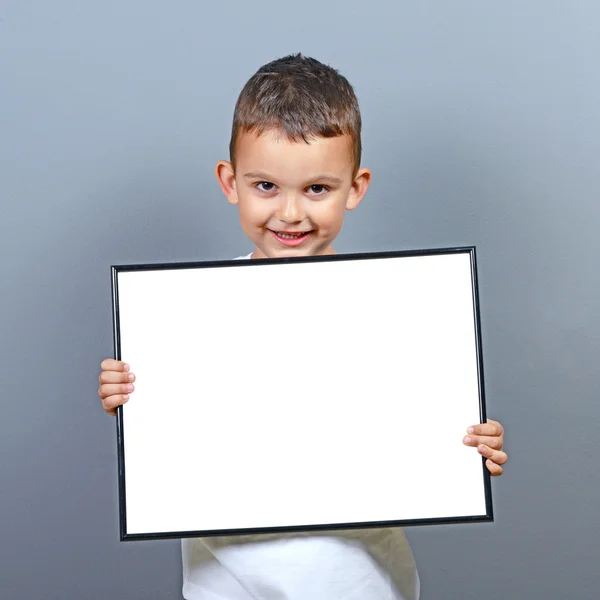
[243,171,344,184]
[243,171,275,180]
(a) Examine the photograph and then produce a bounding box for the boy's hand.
[463,418,507,476]
[98,359,135,416]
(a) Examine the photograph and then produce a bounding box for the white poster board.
[112,248,492,540]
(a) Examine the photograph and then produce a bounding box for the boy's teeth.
[278,232,305,239]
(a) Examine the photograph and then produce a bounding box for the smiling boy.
[215,57,370,259]
[218,129,367,258]
[98,53,507,600]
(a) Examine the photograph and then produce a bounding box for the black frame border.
[111,246,493,541]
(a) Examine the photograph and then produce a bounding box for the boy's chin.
[256,248,310,259]
[253,244,334,260]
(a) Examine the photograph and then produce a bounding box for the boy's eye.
[308,184,327,194]
[257,181,275,192]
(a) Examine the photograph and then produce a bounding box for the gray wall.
[1,1,598,598]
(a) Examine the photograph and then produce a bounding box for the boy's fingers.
[477,444,508,466]
[485,459,504,477]
[99,371,136,385]
[463,434,503,451]
[101,394,130,414]
[466,419,503,437]
[100,359,130,372]
[99,383,134,399]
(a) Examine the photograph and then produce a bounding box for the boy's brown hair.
[229,53,362,174]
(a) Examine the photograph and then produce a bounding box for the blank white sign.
[112,249,492,540]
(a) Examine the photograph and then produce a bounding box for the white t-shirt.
[181,253,420,600]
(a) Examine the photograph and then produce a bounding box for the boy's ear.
[345,167,372,211]
[215,160,239,205]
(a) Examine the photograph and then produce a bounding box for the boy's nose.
[279,193,305,223]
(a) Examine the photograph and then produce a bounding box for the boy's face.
[216,129,371,258]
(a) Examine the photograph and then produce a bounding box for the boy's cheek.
[312,203,347,228]
[239,200,269,222]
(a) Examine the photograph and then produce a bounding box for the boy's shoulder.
[234,253,252,260]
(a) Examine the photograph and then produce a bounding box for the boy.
[98,54,508,600]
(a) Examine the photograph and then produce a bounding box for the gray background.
[1,0,598,598]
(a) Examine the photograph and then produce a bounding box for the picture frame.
[112,247,493,541]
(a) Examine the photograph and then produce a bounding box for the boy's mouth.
[269,229,312,247]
